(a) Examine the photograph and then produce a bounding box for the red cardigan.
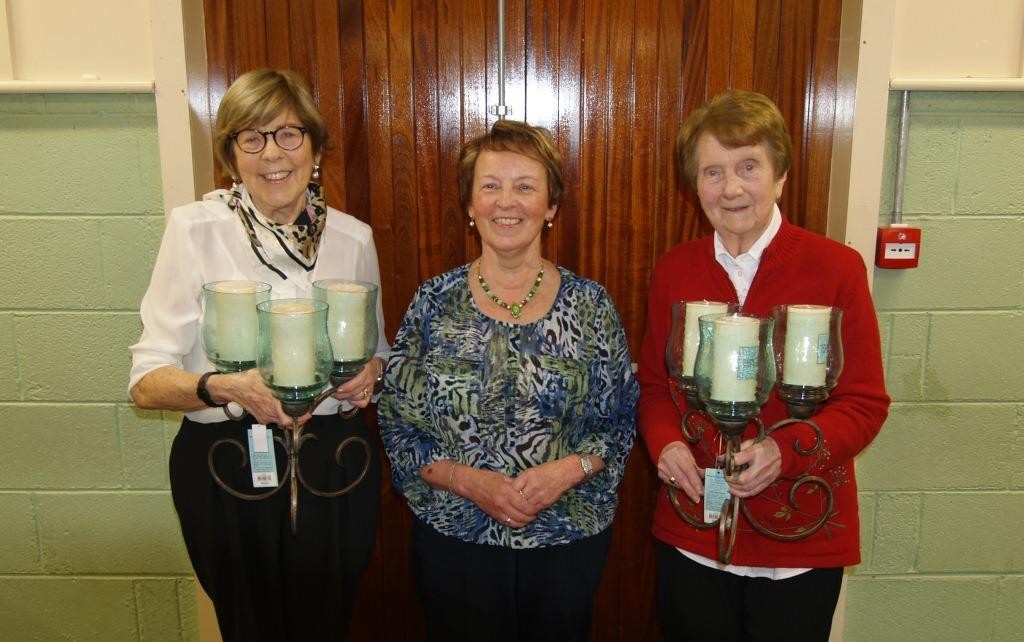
[637,218,889,567]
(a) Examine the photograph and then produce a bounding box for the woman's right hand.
[208,370,300,428]
[658,441,704,503]
[457,467,537,529]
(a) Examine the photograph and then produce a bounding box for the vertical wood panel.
[600,0,636,296]
[309,1,346,208]
[752,0,782,98]
[805,0,842,233]
[436,1,472,270]
[728,0,756,88]
[337,0,370,221]
[577,1,612,279]
[523,0,561,264]
[363,1,404,330]
[200,1,843,638]
[679,1,713,246]
[264,1,290,64]
[553,0,583,270]
[411,2,442,276]
[706,0,733,94]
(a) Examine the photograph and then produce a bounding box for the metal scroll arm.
[667,377,705,443]
[206,381,372,534]
[736,415,833,543]
[666,376,715,530]
[664,411,835,564]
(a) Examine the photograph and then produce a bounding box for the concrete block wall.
[847,92,1024,641]
[0,93,199,641]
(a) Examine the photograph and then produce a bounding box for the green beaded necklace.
[477,263,545,319]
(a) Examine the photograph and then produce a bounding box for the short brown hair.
[213,69,328,179]
[457,120,564,208]
[676,90,792,189]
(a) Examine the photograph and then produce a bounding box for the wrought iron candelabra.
[201,281,379,533]
[664,303,843,564]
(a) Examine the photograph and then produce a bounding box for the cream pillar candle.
[783,305,832,386]
[323,282,368,361]
[710,315,761,402]
[683,301,730,376]
[211,281,260,362]
[269,301,317,386]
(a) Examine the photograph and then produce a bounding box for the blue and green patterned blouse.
[379,264,638,548]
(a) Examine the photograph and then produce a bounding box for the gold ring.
[360,388,369,399]
[669,476,676,484]
[504,515,512,525]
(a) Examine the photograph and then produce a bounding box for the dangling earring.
[545,219,554,229]
[468,216,475,227]
[312,164,321,180]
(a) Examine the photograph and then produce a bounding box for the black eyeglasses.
[231,126,308,153]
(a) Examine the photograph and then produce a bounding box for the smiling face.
[468,149,557,258]
[695,133,787,256]
[233,110,320,224]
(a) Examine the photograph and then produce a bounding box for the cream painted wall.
[3,0,152,82]
[892,0,1024,80]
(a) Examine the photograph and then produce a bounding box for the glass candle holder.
[312,279,379,383]
[771,304,844,418]
[201,280,272,372]
[256,298,333,414]
[693,313,776,436]
[666,300,736,385]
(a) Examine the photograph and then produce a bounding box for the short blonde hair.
[676,90,792,189]
[457,120,564,208]
[213,69,327,178]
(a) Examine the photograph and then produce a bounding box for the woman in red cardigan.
[637,90,889,642]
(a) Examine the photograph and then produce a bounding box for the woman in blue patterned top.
[379,119,638,642]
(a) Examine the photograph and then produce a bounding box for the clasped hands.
[468,459,578,529]
[658,437,782,504]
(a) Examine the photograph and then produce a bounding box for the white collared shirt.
[713,203,782,306]
[129,192,390,422]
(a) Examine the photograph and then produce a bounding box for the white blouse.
[129,191,389,423]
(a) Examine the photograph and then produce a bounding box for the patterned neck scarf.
[208,182,327,279]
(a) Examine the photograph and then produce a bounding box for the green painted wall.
[848,92,1024,641]
[0,93,199,641]
[1,89,1020,641]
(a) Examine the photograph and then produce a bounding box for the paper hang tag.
[247,424,279,488]
[703,468,731,524]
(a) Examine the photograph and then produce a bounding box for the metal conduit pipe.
[491,0,509,118]
[891,90,911,225]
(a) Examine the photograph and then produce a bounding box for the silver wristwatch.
[579,454,595,481]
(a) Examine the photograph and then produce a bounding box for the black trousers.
[412,519,613,642]
[657,542,843,642]
[170,414,380,642]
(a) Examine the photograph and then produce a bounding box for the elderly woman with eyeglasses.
[129,69,388,641]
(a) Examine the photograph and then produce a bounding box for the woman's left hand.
[725,437,782,498]
[330,357,384,409]
[511,458,579,512]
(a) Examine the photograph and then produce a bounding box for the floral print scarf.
[207,182,327,279]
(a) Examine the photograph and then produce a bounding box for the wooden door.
[199,1,842,639]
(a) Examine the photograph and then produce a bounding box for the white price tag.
[703,468,731,524]
[247,425,279,488]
